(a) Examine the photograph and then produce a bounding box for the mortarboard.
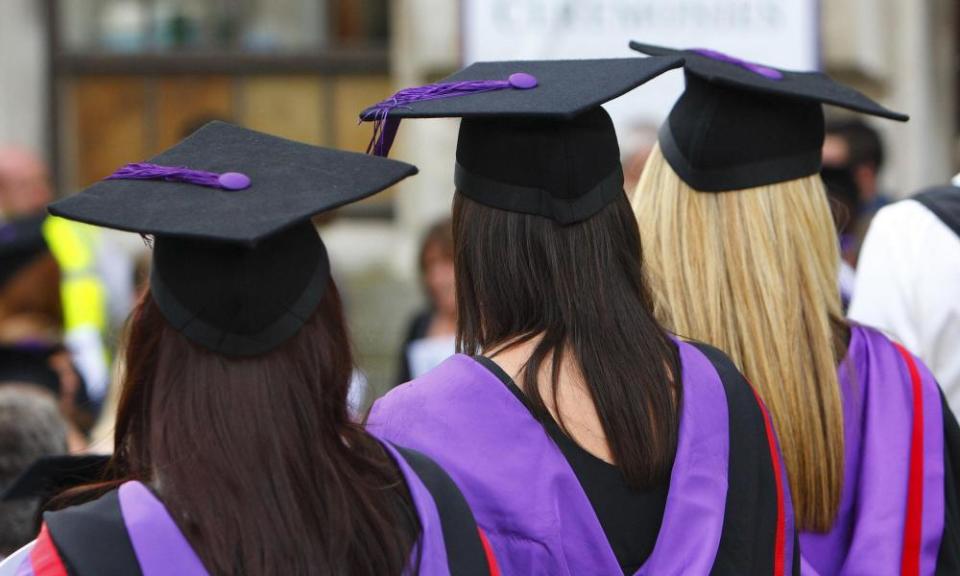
[0,214,50,289]
[359,57,684,224]
[629,42,908,192]
[1,454,110,502]
[0,344,89,405]
[49,122,418,356]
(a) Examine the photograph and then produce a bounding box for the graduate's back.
[364,58,797,575]
[3,123,502,576]
[630,43,960,573]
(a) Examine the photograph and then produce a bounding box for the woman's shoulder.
[379,441,500,576]
[35,481,207,576]
[847,322,941,389]
[374,354,498,417]
[674,339,798,572]
[674,339,767,420]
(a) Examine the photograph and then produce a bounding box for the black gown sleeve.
[691,343,798,576]
[43,489,143,575]
[393,445,497,576]
[936,392,960,574]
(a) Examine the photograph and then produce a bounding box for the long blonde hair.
[632,143,846,532]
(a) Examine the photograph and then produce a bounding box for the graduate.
[628,43,960,575]
[361,58,798,575]
[0,122,500,576]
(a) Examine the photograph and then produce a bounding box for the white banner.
[462,0,819,140]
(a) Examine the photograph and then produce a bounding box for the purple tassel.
[104,162,251,191]
[360,72,538,157]
[692,49,784,80]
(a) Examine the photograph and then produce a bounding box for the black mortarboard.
[0,345,88,405]
[359,57,684,224]
[1,454,109,502]
[48,122,418,356]
[0,214,49,289]
[629,42,909,192]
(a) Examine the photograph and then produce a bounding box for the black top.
[395,309,433,387]
[474,356,667,575]
[629,42,908,192]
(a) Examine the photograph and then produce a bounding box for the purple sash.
[377,440,452,575]
[22,466,454,575]
[367,341,756,575]
[120,459,456,576]
[118,482,209,576]
[799,325,945,575]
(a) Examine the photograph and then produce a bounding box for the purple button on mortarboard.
[217,172,251,191]
[508,73,538,90]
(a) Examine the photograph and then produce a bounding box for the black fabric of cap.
[1,454,109,502]
[0,214,49,289]
[455,107,625,224]
[151,222,328,357]
[359,57,683,120]
[48,122,417,245]
[359,58,682,223]
[48,122,418,356]
[629,42,908,192]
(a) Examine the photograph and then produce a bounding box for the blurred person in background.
[630,44,959,573]
[0,147,132,415]
[621,122,660,194]
[0,210,93,436]
[821,119,888,266]
[820,165,861,307]
[395,217,457,385]
[0,385,69,561]
[850,176,960,415]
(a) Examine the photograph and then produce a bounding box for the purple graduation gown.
[367,339,798,575]
[800,324,960,575]
[13,441,480,576]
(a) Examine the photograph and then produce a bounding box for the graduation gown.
[367,339,798,575]
[799,324,960,575]
[4,441,499,576]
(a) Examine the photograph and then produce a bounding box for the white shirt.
[849,198,960,415]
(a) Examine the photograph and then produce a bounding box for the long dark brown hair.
[64,282,420,574]
[453,191,681,488]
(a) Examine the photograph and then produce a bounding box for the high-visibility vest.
[42,215,112,402]
[41,216,107,334]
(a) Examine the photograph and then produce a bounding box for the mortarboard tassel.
[691,49,784,80]
[360,72,538,157]
[105,162,251,191]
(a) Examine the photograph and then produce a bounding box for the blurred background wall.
[0,0,957,405]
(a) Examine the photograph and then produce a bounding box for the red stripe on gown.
[750,386,786,576]
[894,343,924,576]
[28,525,68,576]
[477,528,501,576]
